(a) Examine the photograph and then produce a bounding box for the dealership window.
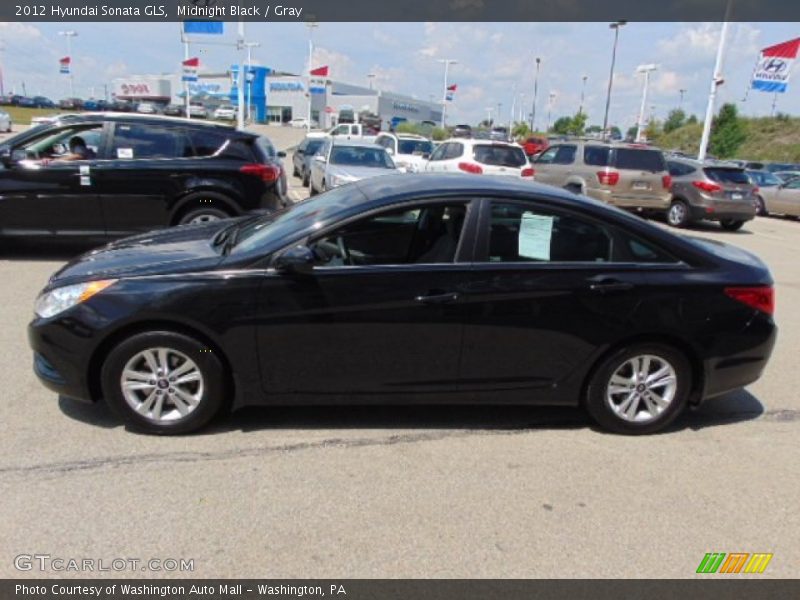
[310,203,469,266]
[266,106,292,124]
[110,124,182,160]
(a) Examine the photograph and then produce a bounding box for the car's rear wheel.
[666,200,691,228]
[101,331,228,434]
[755,196,769,217]
[302,170,310,187]
[720,219,745,231]
[585,344,691,435]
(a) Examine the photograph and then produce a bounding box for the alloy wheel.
[668,202,687,227]
[189,212,222,224]
[120,347,204,423]
[605,354,677,423]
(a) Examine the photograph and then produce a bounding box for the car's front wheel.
[101,331,228,434]
[755,196,769,217]
[585,344,691,435]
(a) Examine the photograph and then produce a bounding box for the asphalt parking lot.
[0,149,798,577]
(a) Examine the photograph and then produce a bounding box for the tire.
[584,343,691,435]
[176,205,232,226]
[302,170,310,188]
[666,199,691,228]
[720,219,745,231]
[564,183,582,195]
[101,331,228,435]
[309,181,318,196]
[755,196,768,217]
[292,164,300,178]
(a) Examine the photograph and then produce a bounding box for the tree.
[512,121,531,138]
[586,125,602,134]
[567,112,587,136]
[663,109,687,133]
[709,103,746,159]
[686,114,698,125]
[626,126,638,141]
[551,116,572,135]
[609,126,622,140]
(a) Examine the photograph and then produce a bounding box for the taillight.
[597,170,620,186]
[240,163,280,182]
[724,286,774,316]
[662,174,672,189]
[521,167,535,178]
[691,181,722,193]
[752,186,760,193]
[458,162,483,174]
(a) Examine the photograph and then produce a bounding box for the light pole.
[518,93,526,124]
[438,58,458,129]
[579,75,588,115]
[243,41,260,124]
[306,21,319,133]
[546,92,556,132]
[635,64,657,142]
[602,21,626,140]
[509,82,517,133]
[59,30,78,97]
[679,88,687,110]
[367,73,376,90]
[485,106,494,126]
[530,57,541,131]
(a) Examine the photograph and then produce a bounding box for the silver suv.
[666,158,757,230]
[532,141,671,211]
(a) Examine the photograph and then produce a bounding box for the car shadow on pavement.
[647,214,755,235]
[58,389,767,436]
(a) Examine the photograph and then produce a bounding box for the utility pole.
[635,64,657,142]
[602,21,626,140]
[679,88,687,109]
[438,58,458,129]
[485,106,494,126]
[698,0,732,162]
[530,57,541,131]
[509,82,517,133]
[59,30,78,97]
[546,92,556,132]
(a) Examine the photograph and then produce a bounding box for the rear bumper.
[700,314,777,401]
[689,202,756,222]
[587,188,672,210]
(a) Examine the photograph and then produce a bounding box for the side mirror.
[277,151,287,158]
[314,154,326,163]
[274,245,315,275]
[386,148,394,156]
[421,152,431,160]
[295,149,305,156]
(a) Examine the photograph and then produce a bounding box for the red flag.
[447,84,457,92]
[182,57,200,67]
[310,65,329,77]
[59,56,71,65]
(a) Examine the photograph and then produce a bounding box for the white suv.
[374,133,435,173]
[424,138,533,178]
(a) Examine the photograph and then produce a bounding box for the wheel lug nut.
[169,388,175,393]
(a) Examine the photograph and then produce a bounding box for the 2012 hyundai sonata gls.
[29,174,777,435]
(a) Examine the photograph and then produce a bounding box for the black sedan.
[29,174,777,435]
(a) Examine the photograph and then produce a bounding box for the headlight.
[34,279,117,318]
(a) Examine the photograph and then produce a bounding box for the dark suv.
[0,113,287,243]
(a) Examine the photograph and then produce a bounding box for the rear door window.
[612,148,666,172]
[553,145,577,165]
[445,143,464,160]
[473,144,526,167]
[110,124,181,159]
[584,146,611,167]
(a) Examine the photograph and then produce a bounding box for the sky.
[1,21,798,129]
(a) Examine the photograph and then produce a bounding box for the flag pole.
[698,0,732,161]
[181,24,191,120]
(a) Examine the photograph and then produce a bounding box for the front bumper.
[29,319,95,403]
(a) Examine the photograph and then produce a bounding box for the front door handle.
[415,291,460,305]
[587,278,634,294]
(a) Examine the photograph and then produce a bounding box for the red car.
[523,136,549,157]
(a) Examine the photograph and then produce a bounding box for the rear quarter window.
[187,130,227,157]
[584,146,611,167]
[613,149,666,172]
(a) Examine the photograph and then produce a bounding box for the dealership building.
[112,70,442,130]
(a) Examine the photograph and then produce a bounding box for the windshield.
[329,146,394,168]
[704,168,751,185]
[747,170,781,186]
[397,139,433,155]
[232,185,364,254]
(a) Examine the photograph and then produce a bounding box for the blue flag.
[183,21,224,35]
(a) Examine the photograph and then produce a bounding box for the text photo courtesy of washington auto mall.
[0,0,799,597]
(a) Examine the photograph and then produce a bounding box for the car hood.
[328,165,397,180]
[47,220,240,288]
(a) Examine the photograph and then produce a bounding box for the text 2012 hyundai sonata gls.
[29,174,777,435]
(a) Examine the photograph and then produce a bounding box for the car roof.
[47,112,239,131]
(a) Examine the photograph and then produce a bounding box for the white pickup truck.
[307,123,378,143]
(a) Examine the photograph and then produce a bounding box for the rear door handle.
[587,278,635,294]
[415,292,460,305]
